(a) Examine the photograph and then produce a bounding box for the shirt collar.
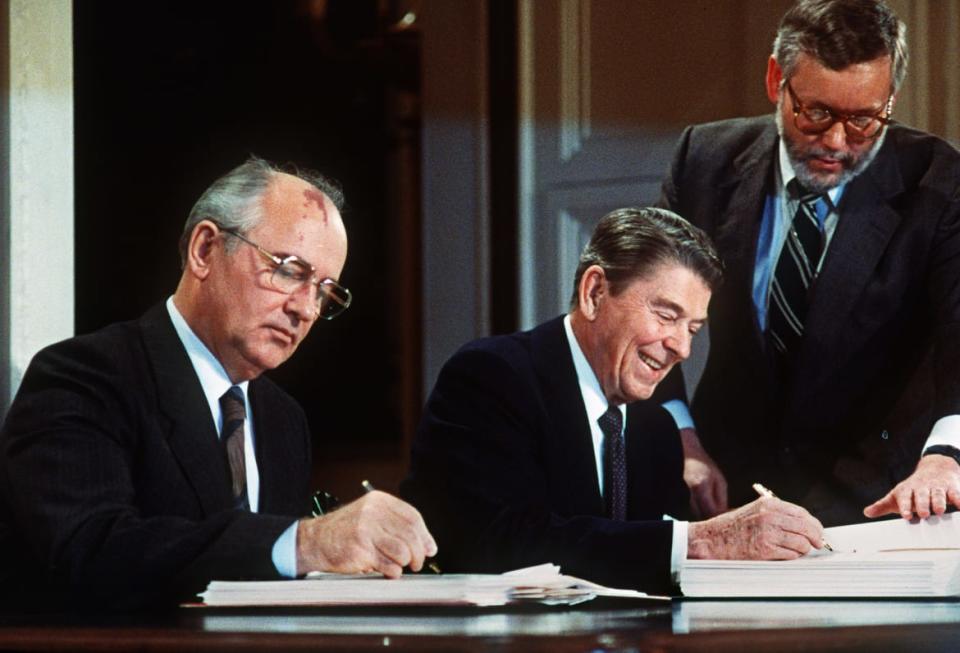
[166,297,249,424]
[777,138,844,206]
[563,314,625,425]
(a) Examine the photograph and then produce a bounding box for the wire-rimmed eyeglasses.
[219,227,351,320]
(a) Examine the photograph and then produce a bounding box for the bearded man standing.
[658,0,960,526]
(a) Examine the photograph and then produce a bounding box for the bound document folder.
[197,563,666,607]
[680,513,960,598]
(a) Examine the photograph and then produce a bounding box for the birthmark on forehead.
[303,189,329,225]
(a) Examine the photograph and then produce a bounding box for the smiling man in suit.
[402,207,826,594]
[657,0,960,526]
[0,156,435,609]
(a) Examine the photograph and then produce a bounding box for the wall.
[512,0,959,397]
[889,0,960,145]
[1,0,73,418]
[419,0,492,396]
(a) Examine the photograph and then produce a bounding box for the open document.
[680,513,960,597]
[198,563,665,607]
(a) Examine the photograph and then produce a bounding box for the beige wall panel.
[2,0,74,415]
[520,0,792,330]
[887,0,959,145]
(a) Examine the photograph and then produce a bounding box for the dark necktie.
[220,386,250,510]
[768,184,826,368]
[599,405,626,521]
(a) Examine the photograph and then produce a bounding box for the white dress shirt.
[563,315,688,575]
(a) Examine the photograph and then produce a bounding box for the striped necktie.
[220,386,250,510]
[768,184,827,371]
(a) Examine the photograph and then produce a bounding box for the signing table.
[1,599,959,652]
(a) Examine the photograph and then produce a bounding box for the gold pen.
[752,482,775,499]
[361,479,442,574]
[752,482,833,551]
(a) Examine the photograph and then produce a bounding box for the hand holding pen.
[311,479,442,574]
[298,481,438,578]
[688,483,827,560]
[361,480,442,574]
[753,483,833,551]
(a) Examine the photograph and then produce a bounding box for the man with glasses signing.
[0,156,436,609]
[657,0,960,527]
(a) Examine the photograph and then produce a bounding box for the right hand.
[296,490,437,578]
[687,496,824,560]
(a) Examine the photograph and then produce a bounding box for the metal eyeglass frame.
[219,226,351,320]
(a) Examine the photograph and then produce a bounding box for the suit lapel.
[530,317,606,516]
[792,141,905,398]
[250,381,303,515]
[139,304,234,515]
[713,122,779,388]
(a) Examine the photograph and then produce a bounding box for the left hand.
[863,454,960,520]
[680,428,728,519]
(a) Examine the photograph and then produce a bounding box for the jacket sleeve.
[930,182,960,421]
[651,124,702,408]
[658,124,695,215]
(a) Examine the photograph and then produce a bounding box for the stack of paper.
[199,563,662,607]
[680,513,960,598]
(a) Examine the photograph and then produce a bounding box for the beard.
[775,101,886,193]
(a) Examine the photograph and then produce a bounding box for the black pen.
[310,490,340,517]
[362,479,442,574]
[753,482,833,551]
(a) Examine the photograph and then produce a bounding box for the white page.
[825,513,960,552]
[679,515,960,597]
[198,564,664,607]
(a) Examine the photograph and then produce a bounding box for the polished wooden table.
[2,599,959,652]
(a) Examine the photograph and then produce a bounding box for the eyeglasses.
[219,227,351,320]
[785,80,893,143]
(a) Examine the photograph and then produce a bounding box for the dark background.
[72,1,423,470]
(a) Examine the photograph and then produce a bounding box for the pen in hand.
[361,479,442,574]
[753,482,833,552]
[310,483,441,573]
[751,482,775,500]
[311,490,340,517]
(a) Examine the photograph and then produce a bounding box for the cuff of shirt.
[923,415,960,451]
[670,519,689,581]
[272,520,300,578]
[661,400,695,431]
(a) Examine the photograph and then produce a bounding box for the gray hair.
[570,207,723,309]
[178,155,345,267]
[773,0,908,93]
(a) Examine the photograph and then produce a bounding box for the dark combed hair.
[773,0,907,92]
[570,207,723,309]
[177,155,345,267]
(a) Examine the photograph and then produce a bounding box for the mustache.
[795,144,856,166]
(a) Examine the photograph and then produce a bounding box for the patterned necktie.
[599,405,626,521]
[220,386,249,510]
[768,184,827,369]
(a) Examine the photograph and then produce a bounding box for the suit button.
[881,430,890,440]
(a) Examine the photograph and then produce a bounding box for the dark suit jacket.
[401,317,689,594]
[0,304,312,609]
[658,116,960,525]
